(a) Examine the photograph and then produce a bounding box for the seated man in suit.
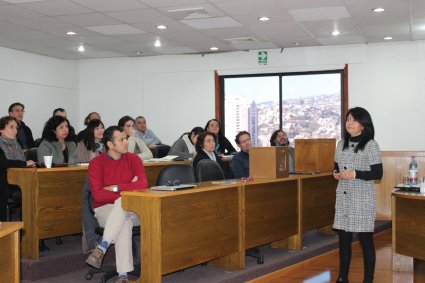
[85,126,148,283]
[270,129,295,172]
[8,102,35,151]
[231,131,252,178]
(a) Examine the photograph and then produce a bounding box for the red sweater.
[88,152,148,208]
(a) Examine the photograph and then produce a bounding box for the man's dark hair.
[270,130,287,146]
[235,131,250,144]
[102,126,123,151]
[53,108,65,116]
[8,102,24,113]
[84,112,100,126]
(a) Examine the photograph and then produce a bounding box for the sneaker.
[85,246,105,269]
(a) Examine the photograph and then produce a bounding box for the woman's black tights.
[338,230,375,283]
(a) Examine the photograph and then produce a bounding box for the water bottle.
[409,156,418,185]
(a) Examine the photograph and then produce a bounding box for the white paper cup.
[43,156,53,168]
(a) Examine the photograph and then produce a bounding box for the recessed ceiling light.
[332,30,340,36]
[258,16,270,22]
[294,42,299,46]
[372,7,385,13]
[136,51,143,55]
[384,36,393,40]
[154,39,161,47]
[156,25,167,30]
[66,31,77,35]
[210,46,219,51]
[78,44,85,52]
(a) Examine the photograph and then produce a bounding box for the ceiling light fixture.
[154,39,161,47]
[210,46,219,51]
[295,42,299,46]
[66,31,77,35]
[332,30,340,36]
[384,36,393,40]
[156,25,167,30]
[78,44,85,52]
[372,7,385,13]
[258,16,270,22]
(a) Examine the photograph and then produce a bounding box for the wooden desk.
[7,161,187,260]
[121,183,245,283]
[392,190,425,271]
[0,222,23,283]
[121,173,336,283]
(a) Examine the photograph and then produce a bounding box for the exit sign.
[258,51,268,65]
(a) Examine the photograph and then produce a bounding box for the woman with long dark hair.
[76,119,105,163]
[204,119,236,155]
[168,126,204,159]
[333,107,383,283]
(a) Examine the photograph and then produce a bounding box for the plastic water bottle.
[409,156,418,185]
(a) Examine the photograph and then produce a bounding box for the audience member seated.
[37,116,78,165]
[204,119,236,155]
[193,131,226,174]
[77,112,102,142]
[270,129,295,172]
[85,126,148,283]
[0,116,36,221]
[118,116,153,161]
[134,116,161,146]
[53,108,77,143]
[231,131,252,178]
[76,119,105,163]
[8,102,35,150]
[168,126,204,159]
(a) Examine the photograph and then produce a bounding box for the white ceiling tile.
[3,0,45,3]
[300,18,362,38]
[72,0,148,12]
[7,15,74,29]
[56,13,121,27]
[316,35,366,45]
[289,6,350,22]
[139,0,207,8]
[155,46,198,54]
[0,4,44,20]
[86,24,145,35]
[181,16,241,30]
[18,0,93,16]
[276,0,346,10]
[106,9,172,24]
[212,0,285,16]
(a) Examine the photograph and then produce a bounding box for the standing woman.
[333,107,383,283]
[0,116,36,221]
[76,119,105,163]
[204,119,236,155]
[37,116,78,165]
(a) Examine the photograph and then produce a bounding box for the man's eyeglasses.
[165,180,181,186]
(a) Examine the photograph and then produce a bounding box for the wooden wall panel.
[376,151,425,220]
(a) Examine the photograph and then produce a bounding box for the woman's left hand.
[339,169,356,180]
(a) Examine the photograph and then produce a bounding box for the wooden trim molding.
[214,70,220,120]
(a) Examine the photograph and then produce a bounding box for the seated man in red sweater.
[85,125,148,283]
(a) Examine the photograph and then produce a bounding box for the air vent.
[224,37,261,45]
[168,7,212,20]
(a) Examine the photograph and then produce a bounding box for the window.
[220,70,344,149]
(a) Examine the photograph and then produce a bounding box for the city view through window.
[223,72,342,149]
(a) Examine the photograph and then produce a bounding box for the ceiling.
[0,0,424,60]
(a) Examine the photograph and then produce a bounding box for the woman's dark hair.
[343,107,375,152]
[181,126,204,139]
[102,126,124,151]
[204,119,223,137]
[118,115,134,127]
[84,119,104,152]
[0,116,18,131]
[41,116,72,142]
[195,131,216,152]
[270,130,287,146]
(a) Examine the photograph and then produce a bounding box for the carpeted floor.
[21,220,391,283]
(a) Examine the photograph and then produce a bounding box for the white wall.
[0,46,78,139]
[78,41,425,150]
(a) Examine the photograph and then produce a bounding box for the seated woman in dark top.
[76,119,105,163]
[168,126,204,159]
[204,119,236,155]
[37,116,78,165]
[192,131,225,173]
[0,116,36,221]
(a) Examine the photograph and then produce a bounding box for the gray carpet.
[21,220,391,283]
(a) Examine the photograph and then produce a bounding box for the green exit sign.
[258,51,268,65]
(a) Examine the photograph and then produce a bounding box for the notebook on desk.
[150,184,197,191]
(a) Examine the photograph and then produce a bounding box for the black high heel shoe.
[335,278,349,283]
